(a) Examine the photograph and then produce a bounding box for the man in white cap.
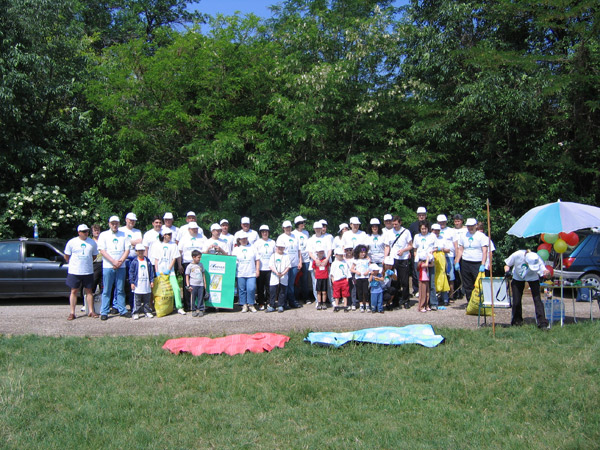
[203,223,229,255]
[143,215,163,260]
[254,224,275,309]
[162,212,178,237]
[234,216,259,245]
[178,221,206,313]
[64,224,99,320]
[292,215,311,303]
[97,216,131,320]
[341,217,366,250]
[318,219,334,248]
[409,207,428,297]
[219,219,235,254]
[176,211,204,244]
[280,220,302,308]
[382,214,394,242]
[454,218,488,303]
[437,214,457,300]
[384,215,412,308]
[504,249,549,329]
[307,221,333,305]
[119,212,143,308]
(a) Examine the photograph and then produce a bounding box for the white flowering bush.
[0,176,101,239]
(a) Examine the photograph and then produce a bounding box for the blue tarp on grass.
[304,325,445,348]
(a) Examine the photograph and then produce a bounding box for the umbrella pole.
[487,199,495,337]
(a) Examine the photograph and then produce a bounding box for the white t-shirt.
[177,224,205,243]
[307,234,332,271]
[269,252,291,286]
[143,229,161,256]
[119,225,142,253]
[64,237,98,275]
[178,234,206,264]
[134,258,152,294]
[203,238,229,255]
[332,235,344,251]
[352,258,371,279]
[232,244,258,278]
[330,259,351,281]
[367,234,386,264]
[254,238,276,271]
[458,231,488,262]
[97,229,129,269]
[220,233,235,254]
[234,229,259,245]
[154,241,180,273]
[386,227,412,260]
[185,262,205,286]
[413,233,436,254]
[505,250,545,282]
[292,229,310,263]
[279,233,300,267]
[439,226,456,257]
[341,230,366,250]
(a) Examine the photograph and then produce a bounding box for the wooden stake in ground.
[486,199,495,336]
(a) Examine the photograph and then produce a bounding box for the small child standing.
[344,245,357,310]
[269,240,291,313]
[351,245,371,312]
[185,250,207,317]
[129,244,155,320]
[330,248,351,312]
[312,247,330,310]
[369,264,385,313]
[417,251,432,312]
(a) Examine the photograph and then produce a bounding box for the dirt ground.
[1,290,598,337]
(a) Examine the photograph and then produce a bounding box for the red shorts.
[332,278,350,298]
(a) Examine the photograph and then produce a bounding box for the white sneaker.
[249,305,257,313]
[351,305,357,311]
[133,314,140,320]
[241,305,249,313]
[306,300,313,305]
[146,313,154,318]
[177,308,186,315]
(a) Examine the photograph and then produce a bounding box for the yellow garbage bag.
[466,272,493,316]
[152,274,174,317]
[434,251,450,293]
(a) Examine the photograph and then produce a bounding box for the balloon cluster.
[537,232,579,261]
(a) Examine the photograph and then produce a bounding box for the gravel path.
[1,293,598,337]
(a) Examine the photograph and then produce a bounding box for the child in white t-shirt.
[129,244,155,320]
[269,243,291,313]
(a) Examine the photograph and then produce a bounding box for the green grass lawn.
[1,323,599,449]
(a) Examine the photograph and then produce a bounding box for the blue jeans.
[238,276,256,305]
[371,291,383,312]
[101,268,127,315]
[286,266,299,306]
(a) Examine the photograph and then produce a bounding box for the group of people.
[62,207,549,328]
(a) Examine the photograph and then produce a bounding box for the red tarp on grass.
[162,333,290,356]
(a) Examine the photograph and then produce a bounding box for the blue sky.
[194,0,408,19]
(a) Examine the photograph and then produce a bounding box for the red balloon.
[563,232,579,247]
[545,265,554,278]
[537,243,552,252]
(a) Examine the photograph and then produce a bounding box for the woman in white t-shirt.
[366,218,385,265]
[232,232,260,313]
[254,225,275,310]
[153,229,184,314]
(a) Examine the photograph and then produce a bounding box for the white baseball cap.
[313,221,323,229]
[125,212,137,221]
[320,219,328,226]
[338,223,349,232]
[77,224,89,232]
[437,214,447,222]
[282,220,293,228]
[465,218,477,226]
[186,211,196,217]
[384,256,394,266]
[334,247,344,256]
[135,243,145,251]
[219,219,229,225]
[188,221,199,229]
[259,224,269,231]
[275,235,288,247]
[383,214,393,221]
[241,217,250,224]
[349,217,361,225]
[431,223,441,230]
[526,252,542,270]
[369,264,381,271]
[163,212,174,220]
[238,231,249,239]
[370,218,380,225]
[294,215,306,224]
[161,228,173,235]
[108,215,120,223]
[210,223,221,231]
[417,207,427,214]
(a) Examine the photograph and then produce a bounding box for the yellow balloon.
[554,238,568,254]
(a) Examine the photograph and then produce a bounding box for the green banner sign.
[201,254,236,309]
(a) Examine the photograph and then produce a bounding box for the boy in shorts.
[330,248,350,312]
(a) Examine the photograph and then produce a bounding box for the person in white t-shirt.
[384,215,412,308]
[219,219,235,255]
[129,244,155,320]
[177,211,205,243]
[279,220,302,309]
[454,218,488,303]
[452,213,467,299]
[413,221,438,309]
[162,212,178,237]
[143,216,163,260]
[307,222,332,306]
[318,220,335,249]
[178,221,205,312]
[437,214,457,300]
[341,217,366,250]
[203,223,229,255]
[292,215,311,303]
[254,225,275,310]
[118,212,143,308]
[366,218,385,265]
[232,231,260,313]
[153,228,184,314]
[333,223,349,251]
[64,224,99,320]
[234,217,259,245]
[97,216,130,319]
[268,240,291,312]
